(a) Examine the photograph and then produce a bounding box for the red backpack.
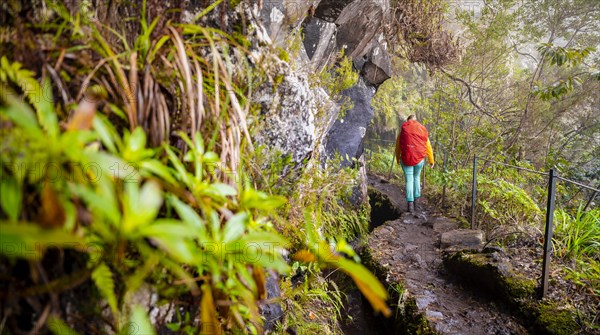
[398,120,428,166]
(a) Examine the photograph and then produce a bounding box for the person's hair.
[407,115,416,121]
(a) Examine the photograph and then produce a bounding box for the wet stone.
[405,244,419,252]
[440,229,485,250]
[415,293,436,309]
[425,310,444,320]
[431,218,459,233]
[410,253,423,266]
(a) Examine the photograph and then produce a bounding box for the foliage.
[293,217,391,318]
[311,50,359,120]
[533,44,599,100]
[388,0,459,67]
[554,208,600,297]
[278,264,345,335]
[553,208,600,260]
[318,51,359,97]
[425,164,543,233]
[1,69,289,333]
[366,145,403,178]
[370,77,405,134]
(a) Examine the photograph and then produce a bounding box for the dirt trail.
[366,174,528,335]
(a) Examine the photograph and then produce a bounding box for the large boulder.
[361,34,392,86]
[251,57,338,166]
[325,77,375,166]
[313,0,354,22]
[303,0,392,74]
[260,0,322,44]
[302,16,337,71]
[335,0,389,60]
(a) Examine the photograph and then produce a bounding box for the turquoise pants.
[401,159,425,202]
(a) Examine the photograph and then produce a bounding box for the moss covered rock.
[367,186,401,229]
[444,250,580,335]
[444,251,536,302]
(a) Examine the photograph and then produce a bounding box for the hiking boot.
[407,202,415,213]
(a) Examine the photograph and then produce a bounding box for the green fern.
[92,263,119,316]
[0,56,58,138]
[0,56,43,108]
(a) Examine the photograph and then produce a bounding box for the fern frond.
[92,263,119,315]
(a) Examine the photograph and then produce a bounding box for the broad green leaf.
[139,180,163,214]
[123,127,154,162]
[237,244,289,274]
[126,306,156,335]
[93,114,119,153]
[0,177,22,221]
[167,195,206,232]
[240,190,286,211]
[83,152,139,183]
[126,127,146,153]
[203,151,219,163]
[136,219,192,238]
[222,213,247,243]
[335,239,357,259]
[153,236,195,263]
[208,183,237,197]
[70,181,120,227]
[123,181,162,234]
[0,223,82,260]
[164,145,192,186]
[139,160,176,185]
[36,78,59,139]
[1,93,42,136]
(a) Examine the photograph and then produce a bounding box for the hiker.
[395,115,435,213]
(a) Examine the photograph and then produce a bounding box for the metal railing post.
[388,153,395,180]
[583,190,598,212]
[388,134,396,180]
[441,151,448,207]
[471,155,478,229]
[540,168,557,299]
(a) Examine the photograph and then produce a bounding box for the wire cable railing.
[471,155,598,299]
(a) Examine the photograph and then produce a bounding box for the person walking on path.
[395,115,435,212]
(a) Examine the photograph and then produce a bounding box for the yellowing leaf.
[200,284,222,335]
[352,274,391,317]
[39,183,65,228]
[337,258,391,317]
[293,250,316,262]
[67,99,97,131]
[252,266,267,300]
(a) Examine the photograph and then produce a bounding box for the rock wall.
[324,77,375,166]
[255,0,395,205]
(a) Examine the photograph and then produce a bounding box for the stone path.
[366,174,528,335]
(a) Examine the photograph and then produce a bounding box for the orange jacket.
[395,120,434,166]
